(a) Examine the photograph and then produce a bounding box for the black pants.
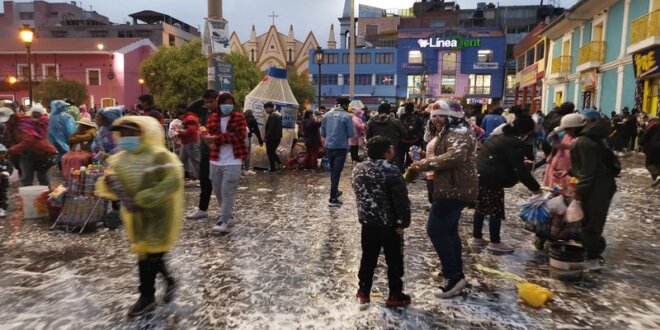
[350,145,361,162]
[645,152,659,181]
[426,179,434,204]
[199,145,212,211]
[473,213,502,243]
[138,253,173,299]
[267,140,281,170]
[396,143,415,172]
[581,177,616,259]
[0,177,8,210]
[358,226,404,295]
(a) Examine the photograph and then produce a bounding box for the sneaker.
[437,276,467,299]
[652,177,660,188]
[487,242,515,253]
[471,238,489,246]
[584,258,604,271]
[211,221,229,235]
[356,289,370,304]
[0,209,6,218]
[163,278,177,303]
[328,198,343,207]
[385,292,411,308]
[127,296,156,317]
[245,170,256,175]
[185,209,208,220]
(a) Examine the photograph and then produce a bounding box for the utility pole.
[207,0,222,89]
[349,0,355,99]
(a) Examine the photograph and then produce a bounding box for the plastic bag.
[565,200,584,223]
[519,194,551,225]
[517,283,554,308]
[545,195,567,215]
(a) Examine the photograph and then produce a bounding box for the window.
[312,74,338,86]
[526,49,535,66]
[517,55,525,72]
[19,12,34,20]
[90,30,108,38]
[375,53,393,64]
[468,74,491,95]
[406,75,423,97]
[87,69,101,86]
[441,75,456,94]
[169,34,176,47]
[366,25,378,36]
[43,64,58,79]
[535,42,545,62]
[376,74,394,85]
[442,52,457,72]
[17,64,34,79]
[355,74,372,85]
[408,50,423,64]
[324,53,338,64]
[51,30,68,38]
[478,49,493,63]
[342,53,371,64]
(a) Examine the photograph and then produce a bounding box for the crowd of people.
[0,90,659,316]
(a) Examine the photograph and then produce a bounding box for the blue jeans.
[326,148,347,199]
[427,199,466,280]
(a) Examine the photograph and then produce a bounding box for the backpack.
[401,114,422,142]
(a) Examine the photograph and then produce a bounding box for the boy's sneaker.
[185,208,208,220]
[487,242,515,253]
[328,198,343,207]
[0,208,6,218]
[437,276,467,299]
[127,296,156,318]
[356,289,370,304]
[584,258,605,271]
[471,238,489,246]
[385,292,411,308]
[163,278,177,303]
[211,221,229,235]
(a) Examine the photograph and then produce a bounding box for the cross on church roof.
[268,11,279,26]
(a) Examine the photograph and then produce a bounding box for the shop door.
[555,91,563,107]
[583,90,593,109]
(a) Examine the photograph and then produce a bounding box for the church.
[229,23,337,75]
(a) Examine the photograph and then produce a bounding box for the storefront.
[515,63,544,112]
[632,46,659,116]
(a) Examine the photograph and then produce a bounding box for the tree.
[140,39,207,111]
[224,51,263,111]
[33,78,88,106]
[287,69,316,110]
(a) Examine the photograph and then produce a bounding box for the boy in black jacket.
[352,136,411,307]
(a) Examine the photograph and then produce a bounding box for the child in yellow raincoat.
[95,116,183,317]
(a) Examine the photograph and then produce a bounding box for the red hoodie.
[178,112,200,145]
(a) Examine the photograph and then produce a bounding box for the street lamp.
[19,25,35,106]
[314,47,324,111]
[97,43,104,51]
[138,78,145,95]
[7,76,17,101]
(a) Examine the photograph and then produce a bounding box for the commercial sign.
[401,63,426,71]
[202,18,230,55]
[213,61,233,92]
[417,36,481,49]
[473,62,499,70]
[519,63,538,88]
[580,70,597,90]
[633,46,659,79]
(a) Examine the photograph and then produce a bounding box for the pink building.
[0,37,155,108]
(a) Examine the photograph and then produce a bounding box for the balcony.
[577,41,605,72]
[550,56,572,79]
[628,10,660,54]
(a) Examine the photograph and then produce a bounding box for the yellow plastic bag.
[517,283,554,308]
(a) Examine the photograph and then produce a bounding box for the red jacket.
[178,112,200,145]
[207,111,248,161]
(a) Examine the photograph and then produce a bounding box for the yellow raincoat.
[95,116,183,256]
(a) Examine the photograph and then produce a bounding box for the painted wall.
[566,80,575,106]
[546,85,555,112]
[571,28,581,72]
[605,0,625,62]
[621,63,636,109]
[552,38,562,58]
[600,69,618,112]
[582,21,592,45]
[627,0,651,46]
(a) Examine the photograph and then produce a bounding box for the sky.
[87,0,577,44]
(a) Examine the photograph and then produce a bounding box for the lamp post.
[7,76,17,101]
[138,78,145,95]
[19,25,35,106]
[314,47,324,111]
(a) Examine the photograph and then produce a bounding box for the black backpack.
[401,114,422,142]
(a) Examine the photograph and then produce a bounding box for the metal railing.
[578,41,605,65]
[551,56,572,74]
[630,10,660,45]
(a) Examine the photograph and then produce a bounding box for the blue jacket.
[321,107,355,149]
[48,100,77,159]
[481,114,507,139]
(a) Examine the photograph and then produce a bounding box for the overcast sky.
[85,0,576,44]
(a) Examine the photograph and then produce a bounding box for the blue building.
[308,48,398,109]
[397,28,507,107]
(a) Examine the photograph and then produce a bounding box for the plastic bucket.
[19,186,50,219]
[549,241,584,262]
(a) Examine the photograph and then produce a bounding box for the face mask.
[118,136,141,152]
[220,104,234,115]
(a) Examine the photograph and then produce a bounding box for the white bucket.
[18,186,49,219]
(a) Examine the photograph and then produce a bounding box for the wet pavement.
[0,155,659,329]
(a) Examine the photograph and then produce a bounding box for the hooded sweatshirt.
[48,100,77,159]
[570,119,616,196]
[365,113,406,147]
